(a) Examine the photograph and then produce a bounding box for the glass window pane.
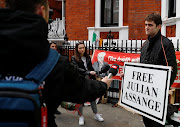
[173,0,176,14]
[113,0,119,23]
[104,0,111,24]
[168,0,176,18]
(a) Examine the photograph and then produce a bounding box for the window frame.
[101,0,119,27]
[168,0,176,18]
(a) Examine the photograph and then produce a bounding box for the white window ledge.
[47,39,64,42]
[163,17,180,26]
[87,26,128,32]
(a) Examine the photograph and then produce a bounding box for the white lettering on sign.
[108,56,117,61]
[4,76,23,81]
[117,57,131,62]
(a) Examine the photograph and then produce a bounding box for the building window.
[101,0,119,27]
[168,0,176,18]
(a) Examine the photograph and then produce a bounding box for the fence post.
[88,40,90,55]
[117,40,119,51]
[177,39,179,51]
[135,39,137,53]
[67,46,70,60]
[130,40,132,53]
[121,40,123,52]
[101,39,104,50]
[92,42,94,55]
[125,40,128,53]
[72,41,75,55]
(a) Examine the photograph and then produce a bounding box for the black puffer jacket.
[71,55,96,79]
[44,55,107,103]
[0,8,107,104]
[0,8,108,127]
[140,31,177,85]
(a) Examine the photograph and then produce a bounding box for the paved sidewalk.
[55,103,144,127]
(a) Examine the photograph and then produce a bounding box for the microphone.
[108,64,119,78]
[99,62,110,74]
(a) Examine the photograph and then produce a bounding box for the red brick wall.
[66,0,95,40]
[128,0,161,40]
[1,0,61,16]
[123,0,129,26]
[49,0,62,20]
[100,32,119,39]
[48,0,162,41]
[166,25,176,37]
[0,0,5,8]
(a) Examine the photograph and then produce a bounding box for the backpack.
[0,49,60,127]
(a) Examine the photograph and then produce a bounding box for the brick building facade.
[127,0,161,40]
[65,0,95,40]
[48,0,177,42]
[0,0,177,41]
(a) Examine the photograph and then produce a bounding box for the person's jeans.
[78,101,97,116]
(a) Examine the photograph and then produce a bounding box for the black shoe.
[55,110,61,115]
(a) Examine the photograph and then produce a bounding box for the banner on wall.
[91,49,180,87]
[91,50,140,80]
[120,62,171,125]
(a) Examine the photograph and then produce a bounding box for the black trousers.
[46,99,60,127]
[143,116,165,127]
[48,110,57,127]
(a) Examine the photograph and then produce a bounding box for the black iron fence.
[58,39,180,58]
[57,39,180,105]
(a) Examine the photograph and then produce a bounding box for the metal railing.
[58,39,180,104]
[58,39,180,59]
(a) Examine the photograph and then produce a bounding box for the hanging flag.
[92,32,97,43]
[99,38,103,47]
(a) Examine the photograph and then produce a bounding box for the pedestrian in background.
[50,42,58,51]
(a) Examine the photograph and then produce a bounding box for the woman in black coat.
[71,41,104,126]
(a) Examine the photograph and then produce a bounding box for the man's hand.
[101,76,112,89]
[120,70,124,78]
[90,71,96,75]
